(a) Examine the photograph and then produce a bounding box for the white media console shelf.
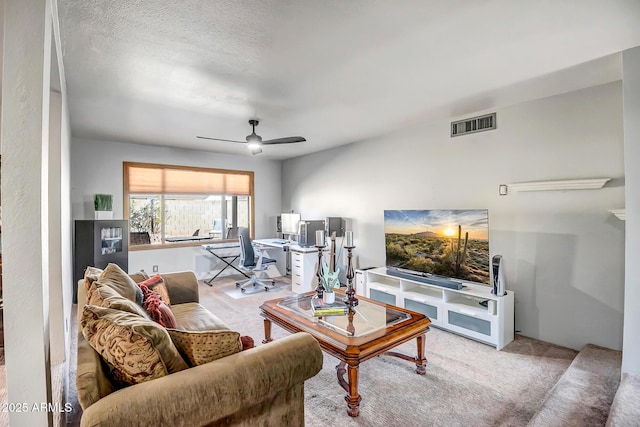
[356,267,514,350]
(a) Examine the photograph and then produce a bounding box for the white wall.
[622,47,640,374]
[59,85,73,403]
[283,82,626,351]
[70,138,282,274]
[2,0,57,425]
[48,90,65,364]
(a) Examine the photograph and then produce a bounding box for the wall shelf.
[610,209,626,220]
[508,178,611,192]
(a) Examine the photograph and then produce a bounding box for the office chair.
[236,227,277,292]
[130,232,151,245]
[226,227,239,239]
[211,219,224,238]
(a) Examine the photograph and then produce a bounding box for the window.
[123,162,254,248]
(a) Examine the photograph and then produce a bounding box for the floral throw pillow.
[81,305,187,386]
[83,266,104,291]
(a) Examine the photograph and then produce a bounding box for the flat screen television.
[384,209,490,285]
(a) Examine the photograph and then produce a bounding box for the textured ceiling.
[57,0,640,159]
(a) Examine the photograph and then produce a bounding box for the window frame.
[123,161,255,250]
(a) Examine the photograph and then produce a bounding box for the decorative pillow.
[156,301,177,329]
[137,282,177,328]
[87,282,149,319]
[83,266,104,290]
[128,270,150,284]
[81,305,188,386]
[137,274,171,305]
[167,329,242,367]
[240,335,255,350]
[98,263,144,305]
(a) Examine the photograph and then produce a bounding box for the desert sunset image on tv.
[384,209,490,284]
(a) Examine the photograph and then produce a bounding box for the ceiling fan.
[197,119,306,155]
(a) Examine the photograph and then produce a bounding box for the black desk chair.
[236,227,277,292]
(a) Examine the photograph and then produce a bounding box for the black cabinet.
[74,220,129,301]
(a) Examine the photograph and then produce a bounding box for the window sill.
[129,238,237,251]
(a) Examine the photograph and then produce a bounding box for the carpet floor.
[65,275,580,426]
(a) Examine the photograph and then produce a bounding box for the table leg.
[336,361,362,417]
[262,318,273,344]
[415,333,427,375]
[205,256,240,285]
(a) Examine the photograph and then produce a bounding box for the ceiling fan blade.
[262,136,306,145]
[196,136,245,143]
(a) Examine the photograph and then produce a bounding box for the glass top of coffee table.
[276,293,410,338]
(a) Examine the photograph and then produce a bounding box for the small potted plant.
[94,194,113,220]
[320,262,341,303]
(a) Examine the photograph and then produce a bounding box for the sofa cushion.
[171,303,228,331]
[88,282,150,320]
[137,274,171,305]
[81,305,188,386]
[99,263,144,305]
[167,329,242,366]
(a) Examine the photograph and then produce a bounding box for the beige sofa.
[76,269,323,427]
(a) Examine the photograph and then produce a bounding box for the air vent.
[451,113,496,137]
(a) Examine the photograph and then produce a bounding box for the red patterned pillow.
[137,282,177,328]
[137,274,171,305]
[157,301,177,329]
[240,335,254,350]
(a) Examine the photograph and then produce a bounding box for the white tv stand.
[356,267,514,350]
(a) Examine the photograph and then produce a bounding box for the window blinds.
[125,163,252,196]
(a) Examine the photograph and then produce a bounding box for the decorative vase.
[94,194,113,220]
[323,292,335,304]
[95,210,113,220]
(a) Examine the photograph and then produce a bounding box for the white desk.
[252,239,293,278]
[252,238,292,249]
[200,242,248,285]
[288,245,325,293]
[252,239,329,293]
[203,238,327,292]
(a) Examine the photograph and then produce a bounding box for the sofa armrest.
[161,271,199,304]
[80,332,322,427]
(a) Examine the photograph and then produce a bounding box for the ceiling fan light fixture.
[197,118,305,155]
[247,140,262,151]
[246,133,262,144]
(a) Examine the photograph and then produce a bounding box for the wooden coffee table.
[259,290,431,417]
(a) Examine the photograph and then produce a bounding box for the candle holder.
[315,243,326,298]
[344,245,359,307]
